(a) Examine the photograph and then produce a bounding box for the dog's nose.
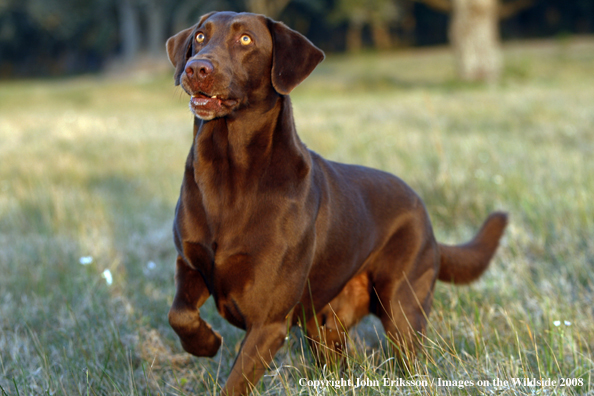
[185,59,213,78]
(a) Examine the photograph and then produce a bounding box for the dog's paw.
[180,324,222,357]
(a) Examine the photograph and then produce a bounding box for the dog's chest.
[196,171,259,228]
[193,155,283,236]
[210,252,257,329]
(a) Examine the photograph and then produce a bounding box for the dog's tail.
[437,212,508,284]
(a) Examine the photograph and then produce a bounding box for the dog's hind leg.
[372,226,439,369]
[168,255,222,357]
[306,314,348,367]
[305,273,371,366]
[375,277,433,369]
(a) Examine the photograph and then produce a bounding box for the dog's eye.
[240,35,252,45]
[196,33,205,43]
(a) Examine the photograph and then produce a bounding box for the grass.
[1,36,593,395]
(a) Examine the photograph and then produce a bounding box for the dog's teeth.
[212,95,217,98]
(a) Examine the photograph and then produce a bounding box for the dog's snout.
[185,59,214,78]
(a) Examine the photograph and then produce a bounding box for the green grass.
[1,37,593,395]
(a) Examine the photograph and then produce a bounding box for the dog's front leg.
[168,255,222,357]
[221,321,287,396]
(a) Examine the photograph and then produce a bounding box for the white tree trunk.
[449,0,502,82]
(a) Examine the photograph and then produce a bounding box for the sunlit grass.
[1,37,593,395]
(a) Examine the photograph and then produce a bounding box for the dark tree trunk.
[371,21,392,50]
[145,0,166,57]
[117,0,141,63]
[246,0,291,19]
[346,20,363,53]
[173,0,200,33]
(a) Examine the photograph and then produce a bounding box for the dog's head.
[166,12,325,121]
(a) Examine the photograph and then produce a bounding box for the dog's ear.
[166,27,193,85]
[166,12,216,86]
[267,19,325,95]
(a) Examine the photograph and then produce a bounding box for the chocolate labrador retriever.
[166,11,507,396]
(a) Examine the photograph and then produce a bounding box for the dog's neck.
[212,94,282,167]
[192,94,311,195]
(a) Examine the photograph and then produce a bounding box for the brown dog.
[166,11,507,396]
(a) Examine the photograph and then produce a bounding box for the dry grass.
[1,37,593,395]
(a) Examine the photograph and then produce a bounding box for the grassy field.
[1,37,593,395]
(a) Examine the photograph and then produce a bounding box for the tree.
[116,0,176,61]
[116,0,141,63]
[416,0,534,82]
[245,0,292,19]
[171,0,232,33]
[332,0,401,52]
[144,0,166,57]
[1,0,117,74]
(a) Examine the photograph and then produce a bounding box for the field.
[1,37,593,395]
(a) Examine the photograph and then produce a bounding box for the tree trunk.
[117,0,141,63]
[145,0,166,58]
[346,20,363,53]
[246,0,291,19]
[449,0,502,82]
[173,0,200,33]
[371,21,392,50]
[399,1,417,47]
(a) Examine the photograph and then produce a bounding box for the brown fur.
[165,11,508,396]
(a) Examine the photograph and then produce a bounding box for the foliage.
[1,0,594,76]
[331,0,400,25]
[0,0,116,75]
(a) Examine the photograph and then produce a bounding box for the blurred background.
[1,0,593,80]
[1,0,593,394]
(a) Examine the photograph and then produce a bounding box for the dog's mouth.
[190,91,238,118]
